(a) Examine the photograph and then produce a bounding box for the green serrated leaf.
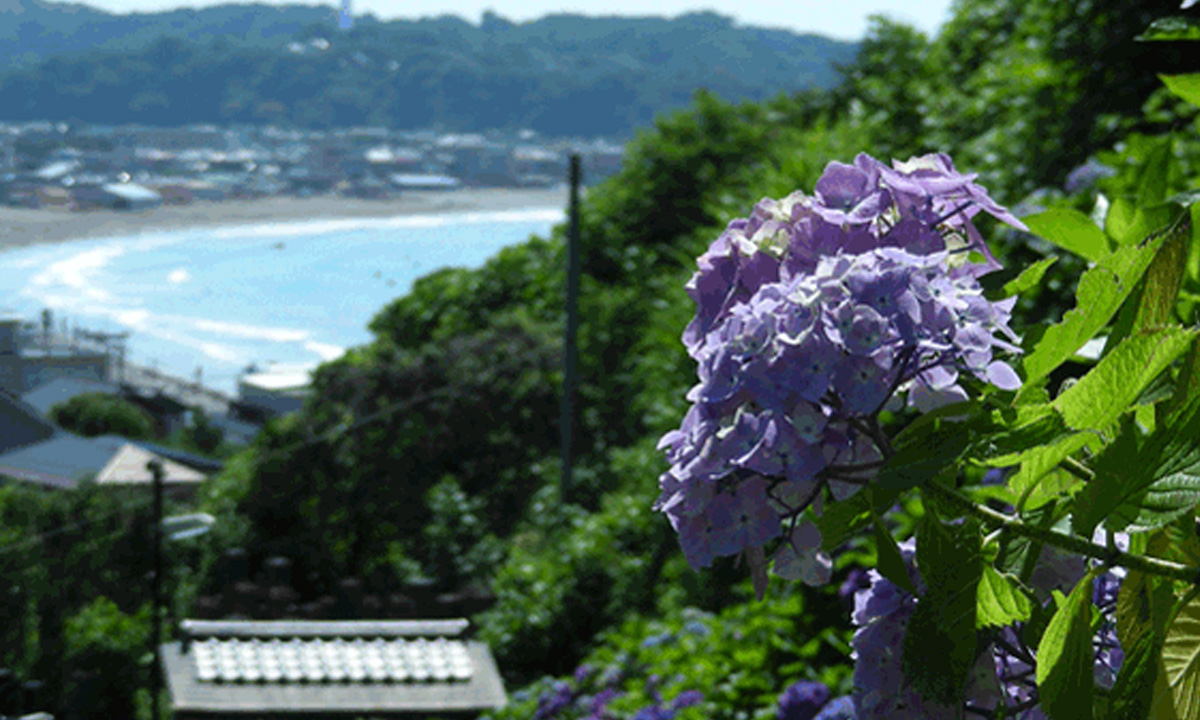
[1138,138,1175,210]
[996,501,1057,583]
[817,485,901,552]
[1054,327,1197,432]
[1019,236,1167,398]
[1168,337,1200,419]
[902,511,982,706]
[1077,395,1200,535]
[1003,256,1058,299]
[1116,473,1200,532]
[1112,203,1185,252]
[1135,212,1191,332]
[1157,591,1200,720]
[872,511,917,595]
[876,419,971,492]
[1105,630,1161,720]
[1025,209,1111,263]
[1118,539,1178,650]
[977,565,1033,628]
[1107,210,1191,353]
[1106,197,1138,243]
[973,404,1071,467]
[1009,434,1090,511]
[1161,74,1200,108]
[1037,570,1098,720]
[1074,419,1144,538]
[1163,517,1200,567]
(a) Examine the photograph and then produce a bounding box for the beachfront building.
[0,316,111,396]
[70,181,163,211]
[388,173,461,191]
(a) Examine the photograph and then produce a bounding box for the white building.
[237,364,310,418]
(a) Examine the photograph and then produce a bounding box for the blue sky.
[75,0,955,41]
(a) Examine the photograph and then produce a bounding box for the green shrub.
[62,598,150,720]
[49,392,155,439]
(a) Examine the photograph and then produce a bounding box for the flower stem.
[923,481,1200,584]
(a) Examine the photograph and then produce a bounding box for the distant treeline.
[0,2,857,136]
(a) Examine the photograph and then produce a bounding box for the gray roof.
[0,390,57,455]
[20,377,122,417]
[0,433,125,489]
[165,619,506,717]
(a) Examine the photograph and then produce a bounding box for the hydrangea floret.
[656,152,1027,578]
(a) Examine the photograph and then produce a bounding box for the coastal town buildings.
[0,121,624,210]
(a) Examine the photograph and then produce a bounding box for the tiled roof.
[165,619,506,717]
[190,637,475,684]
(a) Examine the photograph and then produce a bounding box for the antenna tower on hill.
[338,0,353,30]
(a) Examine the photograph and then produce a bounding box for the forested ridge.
[0,2,855,136]
[4,0,1200,718]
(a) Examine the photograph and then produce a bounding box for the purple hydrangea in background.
[812,696,856,720]
[658,153,1026,577]
[535,680,576,720]
[778,680,833,720]
[839,568,872,607]
[671,690,704,710]
[851,539,1125,720]
[1063,158,1116,194]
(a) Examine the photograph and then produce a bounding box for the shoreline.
[0,186,569,252]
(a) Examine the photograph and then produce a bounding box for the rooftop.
[165,619,506,718]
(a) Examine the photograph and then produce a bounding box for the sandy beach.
[0,186,570,252]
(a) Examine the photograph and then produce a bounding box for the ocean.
[0,208,563,396]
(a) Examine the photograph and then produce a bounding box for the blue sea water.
[0,208,563,395]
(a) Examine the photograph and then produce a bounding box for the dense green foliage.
[0,480,203,719]
[49,392,156,440]
[0,7,854,135]
[5,1,1200,717]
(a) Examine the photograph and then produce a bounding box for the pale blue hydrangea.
[659,153,1025,575]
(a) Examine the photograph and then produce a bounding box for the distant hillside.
[0,2,857,136]
[0,0,336,66]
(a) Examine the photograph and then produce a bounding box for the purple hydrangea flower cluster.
[776,680,856,720]
[777,680,832,720]
[812,696,856,720]
[657,153,1026,574]
[851,539,1125,720]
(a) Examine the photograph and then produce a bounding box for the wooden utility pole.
[149,459,164,720]
[561,155,581,503]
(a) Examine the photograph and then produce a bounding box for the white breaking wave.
[30,245,125,303]
[207,208,564,240]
